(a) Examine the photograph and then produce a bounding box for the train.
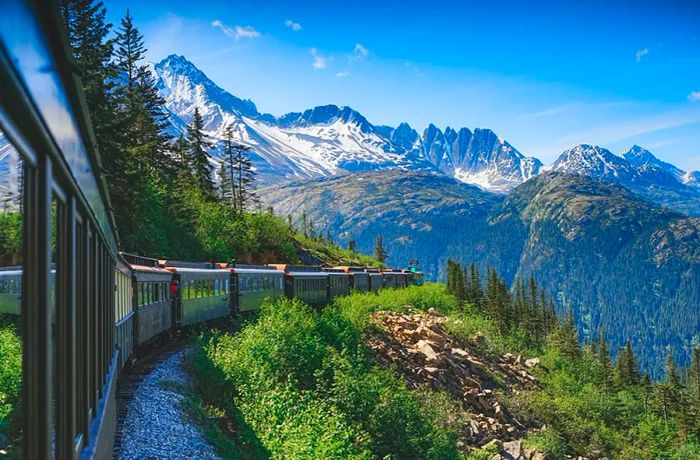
[1,254,424,371]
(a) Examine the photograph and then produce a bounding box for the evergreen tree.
[220,125,238,209]
[597,329,613,390]
[229,143,257,211]
[301,211,309,237]
[616,340,640,386]
[551,309,580,360]
[348,239,357,252]
[446,260,466,303]
[465,263,482,307]
[374,234,388,264]
[689,346,700,406]
[217,162,233,203]
[186,107,215,200]
[61,0,118,165]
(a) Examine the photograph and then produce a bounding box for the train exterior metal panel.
[131,266,173,346]
[350,272,370,292]
[169,268,232,326]
[327,273,350,298]
[383,272,398,288]
[231,267,284,313]
[114,260,134,370]
[368,273,383,292]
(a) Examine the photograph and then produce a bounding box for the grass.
[293,234,383,268]
[188,286,462,459]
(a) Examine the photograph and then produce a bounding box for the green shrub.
[0,323,22,444]
[192,288,461,459]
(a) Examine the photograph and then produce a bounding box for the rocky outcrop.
[367,308,541,452]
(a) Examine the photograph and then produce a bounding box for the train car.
[114,258,135,370]
[366,268,383,292]
[271,264,329,308]
[323,268,351,298]
[0,267,22,315]
[411,270,425,286]
[397,271,409,288]
[333,266,370,292]
[167,267,232,327]
[229,264,284,313]
[122,255,174,346]
[382,270,399,289]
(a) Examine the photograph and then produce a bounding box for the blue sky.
[105,0,700,169]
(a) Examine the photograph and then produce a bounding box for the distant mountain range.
[150,54,700,215]
[261,170,700,376]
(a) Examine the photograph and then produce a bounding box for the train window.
[0,131,23,452]
[153,283,160,302]
[209,279,214,296]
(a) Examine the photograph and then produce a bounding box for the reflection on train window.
[0,130,23,451]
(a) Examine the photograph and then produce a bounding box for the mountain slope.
[262,171,700,375]
[551,144,700,215]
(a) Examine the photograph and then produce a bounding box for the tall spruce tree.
[374,234,388,264]
[552,309,580,360]
[466,263,482,307]
[230,143,257,211]
[690,346,700,405]
[186,107,215,200]
[61,0,118,163]
[597,329,613,390]
[220,125,238,210]
[348,239,357,252]
[616,340,640,386]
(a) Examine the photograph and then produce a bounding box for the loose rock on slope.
[368,308,544,458]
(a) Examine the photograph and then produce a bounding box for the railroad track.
[111,337,189,458]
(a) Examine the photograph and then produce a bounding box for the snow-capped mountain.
[149,54,540,191]
[149,54,700,202]
[417,125,542,193]
[551,144,637,181]
[550,144,700,215]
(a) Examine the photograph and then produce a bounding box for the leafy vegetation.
[0,319,21,448]
[0,213,21,266]
[191,272,700,459]
[190,290,461,459]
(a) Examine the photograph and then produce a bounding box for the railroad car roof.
[164,267,232,274]
[232,267,284,275]
[286,271,329,277]
[130,264,171,274]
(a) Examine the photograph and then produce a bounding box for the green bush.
[0,322,22,444]
[332,283,456,331]
[192,290,461,459]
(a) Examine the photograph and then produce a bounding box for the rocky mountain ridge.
[149,54,700,205]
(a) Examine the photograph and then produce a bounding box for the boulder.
[416,340,440,361]
[524,357,540,368]
[502,439,522,458]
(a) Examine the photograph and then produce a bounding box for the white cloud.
[537,109,700,158]
[404,61,425,79]
[353,43,369,58]
[212,19,261,41]
[688,91,700,102]
[285,19,301,31]
[635,48,649,62]
[311,48,327,69]
[336,71,349,78]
